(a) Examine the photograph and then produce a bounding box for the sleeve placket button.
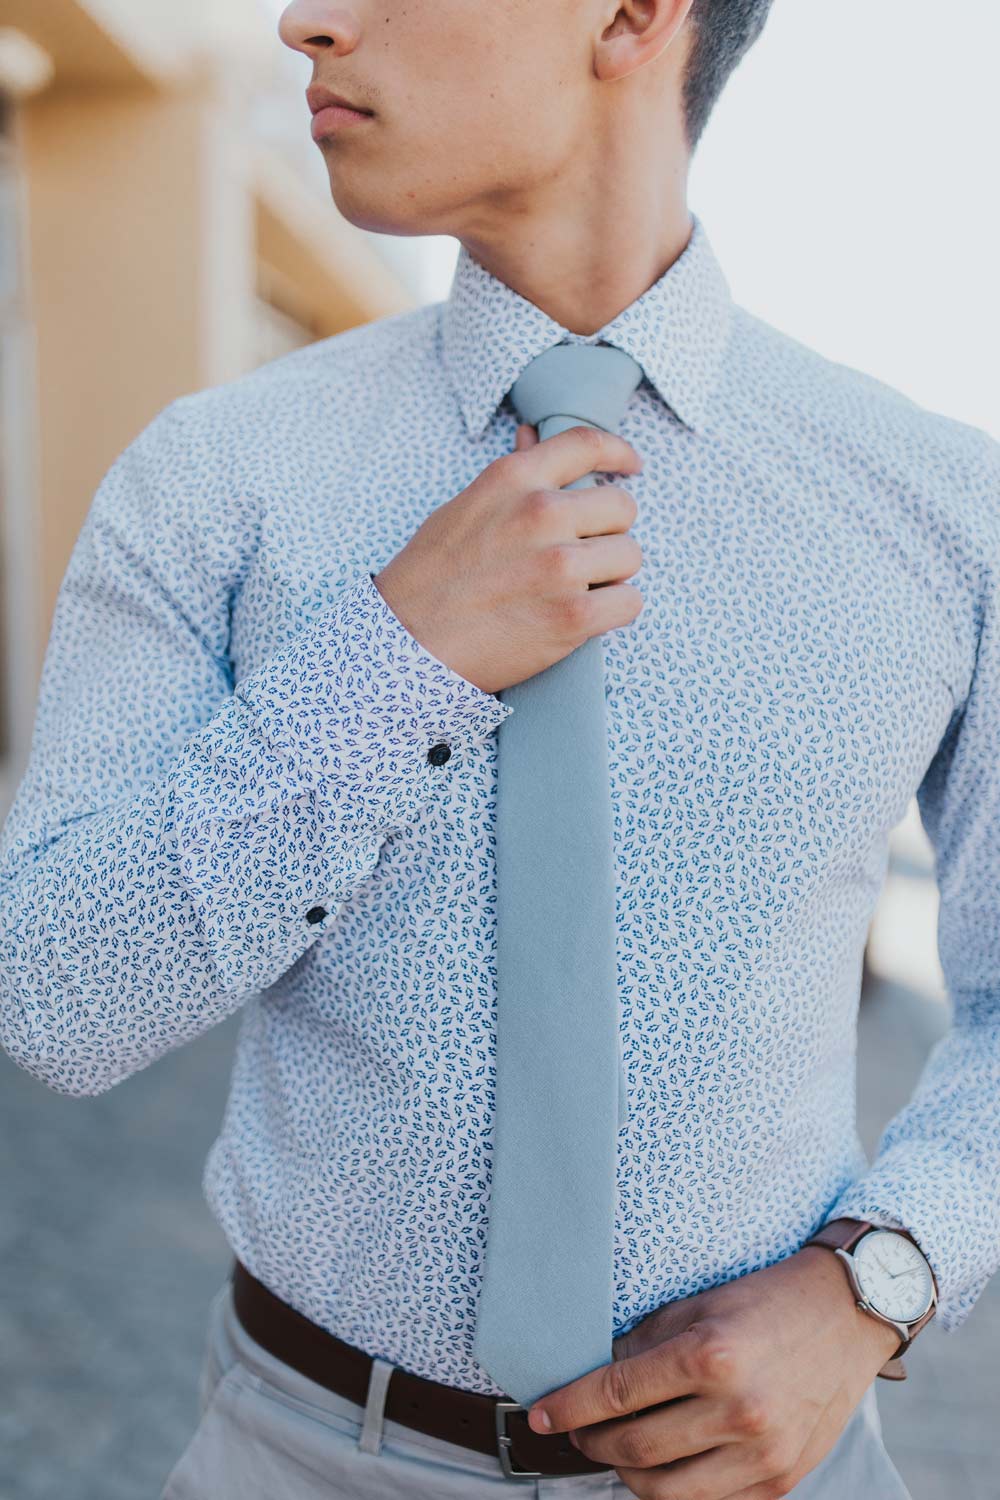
[305,906,328,924]
[427,742,452,766]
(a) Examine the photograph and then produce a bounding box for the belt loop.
[358,1356,394,1455]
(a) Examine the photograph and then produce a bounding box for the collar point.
[458,390,503,444]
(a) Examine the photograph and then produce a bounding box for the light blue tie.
[472,341,645,1410]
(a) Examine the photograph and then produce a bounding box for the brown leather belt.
[230,1258,613,1480]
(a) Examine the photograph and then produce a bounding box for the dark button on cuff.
[305,906,328,925]
[427,741,452,766]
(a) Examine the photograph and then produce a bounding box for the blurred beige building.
[0,0,435,814]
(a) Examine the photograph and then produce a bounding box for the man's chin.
[324,175,436,239]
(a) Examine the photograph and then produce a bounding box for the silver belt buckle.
[494,1400,543,1481]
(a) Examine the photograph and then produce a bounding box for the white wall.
[687,0,999,441]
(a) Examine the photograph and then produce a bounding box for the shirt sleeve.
[825,503,1000,1332]
[0,400,512,1099]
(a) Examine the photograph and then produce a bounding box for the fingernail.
[529,1406,551,1432]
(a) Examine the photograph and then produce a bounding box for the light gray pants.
[159,1277,914,1499]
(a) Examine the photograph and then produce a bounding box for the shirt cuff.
[179,568,512,834]
[167,570,512,993]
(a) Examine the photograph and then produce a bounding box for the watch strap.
[807,1217,873,1254]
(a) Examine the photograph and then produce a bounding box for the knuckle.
[544,541,579,585]
[619,1421,657,1468]
[685,1322,734,1383]
[552,589,592,637]
[731,1393,771,1438]
[575,422,604,456]
[600,1356,637,1416]
[521,487,558,527]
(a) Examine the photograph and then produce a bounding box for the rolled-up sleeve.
[827,506,1000,1331]
[0,400,511,1098]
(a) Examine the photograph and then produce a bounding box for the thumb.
[514,421,539,450]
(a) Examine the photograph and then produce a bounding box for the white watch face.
[852,1230,935,1323]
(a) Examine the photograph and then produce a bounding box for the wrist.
[795,1243,902,1369]
[372,567,491,693]
[372,566,450,674]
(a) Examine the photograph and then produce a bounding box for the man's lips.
[306,84,374,117]
[310,103,375,140]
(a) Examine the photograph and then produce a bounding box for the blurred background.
[0,0,997,1496]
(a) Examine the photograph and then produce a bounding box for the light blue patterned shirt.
[2,214,999,1394]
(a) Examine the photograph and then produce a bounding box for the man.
[1,0,997,1494]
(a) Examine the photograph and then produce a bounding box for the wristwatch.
[804,1217,937,1381]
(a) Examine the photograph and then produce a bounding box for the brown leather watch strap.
[807,1217,873,1254]
[803,1217,937,1381]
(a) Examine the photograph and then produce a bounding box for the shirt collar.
[440,211,733,442]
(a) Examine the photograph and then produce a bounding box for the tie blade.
[476,637,623,1404]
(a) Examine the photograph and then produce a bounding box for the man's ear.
[592,0,695,86]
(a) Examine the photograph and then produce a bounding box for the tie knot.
[508,340,644,438]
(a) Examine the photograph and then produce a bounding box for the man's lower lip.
[311,105,374,138]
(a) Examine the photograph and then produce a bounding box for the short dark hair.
[680,0,776,153]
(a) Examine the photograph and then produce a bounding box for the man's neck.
[456,195,694,337]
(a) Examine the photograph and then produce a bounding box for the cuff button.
[306,906,328,925]
[427,742,452,766]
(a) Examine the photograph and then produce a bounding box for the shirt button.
[305,906,328,925]
[427,742,452,766]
